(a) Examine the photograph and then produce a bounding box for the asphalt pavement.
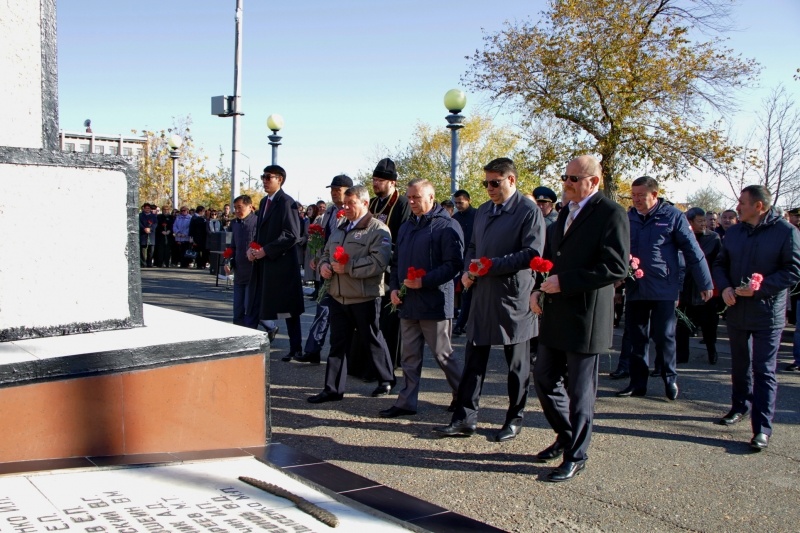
[142,266,800,532]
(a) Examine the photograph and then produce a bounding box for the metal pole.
[268,133,282,165]
[445,112,465,199]
[230,0,243,205]
[170,150,180,209]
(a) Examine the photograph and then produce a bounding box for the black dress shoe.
[281,350,302,362]
[546,460,586,482]
[266,325,279,343]
[609,369,630,380]
[718,409,749,426]
[616,386,646,397]
[371,384,394,397]
[535,440,567,462]
[294,352,321,364]
[708,351,718,365]
[452,326,464,336]
[785,363,800,372]
[432,420,476,437]
[750,432,769,450]
[666,382,679,401]
[379,406,416,418]
[495,423,522,442]
[307,391,344,404]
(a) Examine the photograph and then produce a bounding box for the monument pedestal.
[0,305,268,462]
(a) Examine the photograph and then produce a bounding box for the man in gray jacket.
[308,186,396,403]
[434,158,545,442]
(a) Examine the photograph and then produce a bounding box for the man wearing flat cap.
[533,186,559,227]
[369,158,411,372]
[294,174,354,364]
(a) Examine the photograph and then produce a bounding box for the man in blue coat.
[381,179,464,418]
[434,158,545,442]
[617,176,713,401]
[712,185,800,450]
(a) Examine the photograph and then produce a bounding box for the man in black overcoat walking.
[531,155,629,482]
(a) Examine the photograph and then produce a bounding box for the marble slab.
[0,456,409,532]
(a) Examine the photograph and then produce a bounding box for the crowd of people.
[141,155,800,482]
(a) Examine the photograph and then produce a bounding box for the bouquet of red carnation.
[389,266,427,313]
[317,246,351,303]
[530,256,554,309]
[719,272,763,315]
[464,257,492,292]
[223,247,233,259]
[249,242,263,251]
[336,209,346,220]
[628,255,644,280]
[308,223,325,256]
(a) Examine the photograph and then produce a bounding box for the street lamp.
[167,134,183,210]
[267,114,284,165]
[444,89,467,198]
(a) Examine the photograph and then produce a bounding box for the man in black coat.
[452,189,477,336]
[247,165,305,359]
[531,155,629,482]
[188,206,208,269]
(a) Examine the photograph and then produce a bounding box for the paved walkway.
[142,267,800,532]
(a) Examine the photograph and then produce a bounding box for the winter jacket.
[626,199,712,301]
[712,208,800,330]
[320,213,392,305]
[680,230,721,306]
[390,203,464,320]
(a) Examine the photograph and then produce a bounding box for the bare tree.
[759,86,800,206]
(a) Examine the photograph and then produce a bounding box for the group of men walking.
[229,153,800,482]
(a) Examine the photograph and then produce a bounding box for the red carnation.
[308,224,324,236]
[336,209,346,219]
[249,242,263,251]
[223,247,233,259]
[333,245,349,264]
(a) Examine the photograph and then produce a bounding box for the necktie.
[493,204,501,215]
[347,222,355,232]
[564,202,579,235]
[264,197,272,213]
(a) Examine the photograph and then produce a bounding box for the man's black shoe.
[452,326,464,336]
[266,325,279,343]
[609,369,629,380]
[379,406,416,418]
[546,460,586,482]
[307,391,343,404]
[709,352,718,365]
[295,352,321,364]
[750,433,769,450]
[785,363,800,372]
[433,421,476,437]
[281,350,302,362]
[495,423,522,442]
[666,382,679,401]
[371,384,394,397]
[535,440,566,462]
[718,409,749,426]
[616,386,646,397]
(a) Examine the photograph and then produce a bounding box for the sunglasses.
[561,174,594,183]
[481,177,508,188]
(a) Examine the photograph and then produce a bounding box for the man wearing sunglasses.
[434,157,545,443]
[247,165,305,361]
[530,155,629,482]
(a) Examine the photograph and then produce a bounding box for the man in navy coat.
[531,155,629,482]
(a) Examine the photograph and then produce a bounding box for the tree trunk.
[600,149,619,203]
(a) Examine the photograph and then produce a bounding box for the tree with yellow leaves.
[466,0,760,201]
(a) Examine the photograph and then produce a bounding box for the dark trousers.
[676,301,720,363]
[454,287,472,331]
[452,340,530,426]
[534,344,599,462]
[154,241,171,267]
[727,325,781,436]
[304,295,331,354]
[233,283,259,329]
[285,314,303,353]
[140,244,154,267]
[379,293,402,367]
[627,300,677,390]
[323,298,395,395]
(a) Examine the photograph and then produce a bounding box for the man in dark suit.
[434,157,545,442]
[452,189,477,336]
[246,165,305,360]
[531,155,629,482]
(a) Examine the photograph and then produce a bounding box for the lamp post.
[267,114,284,165]
[167,134,183,209]
[444,89,467,199]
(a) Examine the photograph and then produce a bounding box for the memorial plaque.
[0,457,409,532]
